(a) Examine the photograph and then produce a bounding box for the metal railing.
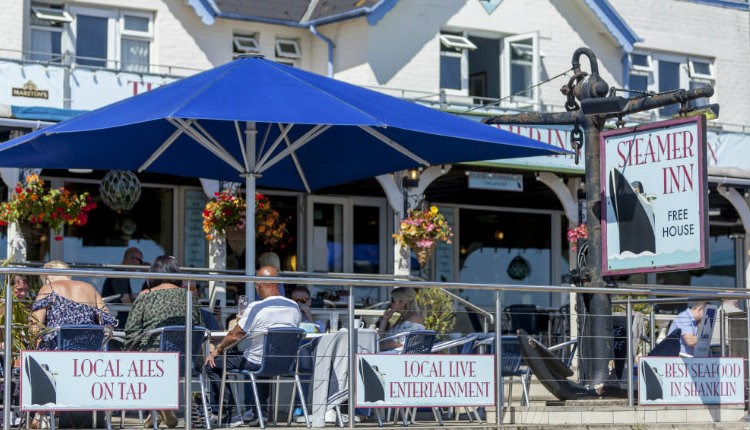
[2,264,750,429]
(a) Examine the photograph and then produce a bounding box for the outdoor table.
[310,328,378,427]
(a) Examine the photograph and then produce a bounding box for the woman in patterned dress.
[31,260,116,350]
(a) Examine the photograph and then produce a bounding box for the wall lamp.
[402,168,420,189]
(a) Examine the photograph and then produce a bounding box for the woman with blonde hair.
[378,287,425,351]
[31,260,116,350]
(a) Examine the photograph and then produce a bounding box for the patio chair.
[377,330,439,426]
[473,335,531,407]
[129,325,211,430]
[37,325,111,430]
[218,327,310,429]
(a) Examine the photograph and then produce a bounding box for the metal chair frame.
[128,325,211,430]
[217,327,311,429]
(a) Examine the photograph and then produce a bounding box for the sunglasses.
[293,297,310,304]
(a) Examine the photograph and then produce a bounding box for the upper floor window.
[627,52,714,117]
[439,30,539,107]
[233,34,260,58]
[275,39,301,58]
[27,4,153,72]
[439,32,475,91]
[29,4,70,63]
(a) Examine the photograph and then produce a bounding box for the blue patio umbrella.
[0,55,568,278]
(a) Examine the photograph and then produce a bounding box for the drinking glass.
[237,295,250,316]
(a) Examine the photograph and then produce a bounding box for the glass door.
[305,196,387,306]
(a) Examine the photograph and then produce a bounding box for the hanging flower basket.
[0,174,96,245]
[567,223,588,251]
[202,190,288,250]
[393,205,453,266]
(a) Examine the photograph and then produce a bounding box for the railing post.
[626,295,633,407]
[495,291,503,427]
[3,279,13,430]
[348,285,356,429]
[720,307,726,357]
[649,309,655,353]
[745,298,750,416]
[185,285,193,430]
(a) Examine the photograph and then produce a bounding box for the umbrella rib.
[283,133,311,193]
[234,121,250,172]
[138,122,186,172]
[256,124,330,174]
[173,118,246,173]
[255,123,293,171]
[360,126,430,166]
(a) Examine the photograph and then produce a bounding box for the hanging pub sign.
[600,116,709,276]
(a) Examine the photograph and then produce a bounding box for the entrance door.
[305,196,387,304]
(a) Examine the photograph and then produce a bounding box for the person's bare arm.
[683,333,698,347]
[205,324,246,368]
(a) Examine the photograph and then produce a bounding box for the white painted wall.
[3,0,748,130]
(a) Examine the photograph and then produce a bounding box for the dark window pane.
[440,55,461,90]
[458,209,552,309]
[630,54,649,68]
[629,74,648,94]
[658,61,680,117]
[692,61,711,76]
[76,15,108,67]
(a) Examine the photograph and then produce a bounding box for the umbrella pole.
[245,122,257,297]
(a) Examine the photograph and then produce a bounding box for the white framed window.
[502,32,540,103]
[627,52,714,117]
[119,12,152,73]
[439,34,477,51]
[32,5,72,22]
[688,58,714,80]
[629,53,652,73]
[28,5,152,71]
[275,38,301,59]
[233,35,260,55]
[627,52,652,96]
[439,31,467,92]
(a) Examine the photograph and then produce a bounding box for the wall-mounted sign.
[600,116,709,276]
[12,80,49,99]
[639,357,745,405]
[355,354,495,407]
[21,351,179,411]
[467,171,523,192]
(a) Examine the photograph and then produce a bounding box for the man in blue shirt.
[667,302,706,356]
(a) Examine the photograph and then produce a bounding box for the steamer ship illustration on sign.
[608,168,656,254]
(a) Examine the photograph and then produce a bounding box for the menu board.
[434,205,455,282]
[183,189,207,268]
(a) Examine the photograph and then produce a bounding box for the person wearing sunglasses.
[378,287,425,351]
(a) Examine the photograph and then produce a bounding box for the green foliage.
[416,288,455,334]
[0,260,39,358]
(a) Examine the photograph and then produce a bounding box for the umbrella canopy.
[0,55,568,276]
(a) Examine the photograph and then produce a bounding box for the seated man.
[206,266,301,426]
[667,301,706,356]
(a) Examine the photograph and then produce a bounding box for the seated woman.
[377,287,425,351]
[31,260,116,350]
[123,255,203,429]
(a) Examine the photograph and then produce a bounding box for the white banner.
[354,354,495,407]
[639,357,745,405]
[20,351,180,411]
